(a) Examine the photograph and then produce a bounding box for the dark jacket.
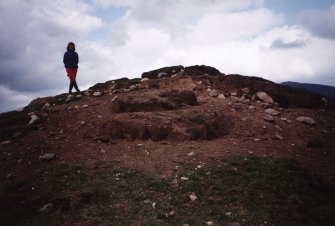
[63,51,79,68]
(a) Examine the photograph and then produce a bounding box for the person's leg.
[73,80,80,92]
[69,81,74,94]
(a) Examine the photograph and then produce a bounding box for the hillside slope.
[282,81,335,100]
[1,65,334,225]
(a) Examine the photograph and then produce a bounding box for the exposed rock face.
[159,90,198,106]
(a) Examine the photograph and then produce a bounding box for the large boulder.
[256,92,274,104]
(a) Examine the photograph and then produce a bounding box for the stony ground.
[1,68,335,225]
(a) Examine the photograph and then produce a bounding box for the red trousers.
[66,68,78,81]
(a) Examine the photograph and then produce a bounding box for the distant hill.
[281,81,335,100]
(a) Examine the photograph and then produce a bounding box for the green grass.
[0,156,334,226]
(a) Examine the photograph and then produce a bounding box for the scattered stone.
[181,177,189,181]
[206,221,214,226]
[242,99,251,105]
[225,212,232,216]
[16,107,25,112]
[233,104,241,111]
[28,115,40,126]
[275,134,283,140]
[189,194,198,202]
[84,91,91,96]
[111,96,118,102]
[6,173,14,179]
[17,159,23,164]
[256,92,274,104]
[141,78,150,82]
[76,94,82,98]
[187,151,195,156]
[209,89,218,97]
[1,140,11,145]
[80,121,86,126]
[263,114,274,123]
[321,97,328,106]
[82,104,88,108]
[230,96,240,103]
[158,72,168,78]
[40,203,53,214]
[93,91,102,97]
[28,112,36,116]
[217,94,225,99]
[43,103,50,108]
[39,153,56,161]
[129,84,139,91]
[296,116,316,126]
[231,92,237,96]
[265,108,280,116]
[248,106,255,110]
[241,87,250,94]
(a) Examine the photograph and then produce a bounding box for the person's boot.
[73,80,81,93]
[69,81,74,94]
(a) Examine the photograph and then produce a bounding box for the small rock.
[129,84,138,91]
[241,87,250,94]
[209,90,218,97]
[263,114,274,123]
[158,72,168,78]
[6,173,14,179]
[39,153,56,161]
[16,107,25,112]
[206,221,214,226]
[231,92,237,96]
[40,203,53,213]
[181,177,189,181]
[256,92,274,104]
[28,115,40,126]
[189,194,198,201]
[43,103,50,108]
[80,121,86,126]
[187,151,195,156]
[93,91,102,97]
[265,108,280,116]
[111,96,118,102]
[233,104,241,111]
[242,99,251,105]
[275,134,283,140]
[217,94,225,99]
[230,96,240,103]
[82,104,88,108]
[225,212,232,216]
[17,159,23,164]
[296,116,316,126]
[1,140,11,145]
[141,78,150,82]
[248,106,255,110]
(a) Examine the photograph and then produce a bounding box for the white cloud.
[1,0,335,113]
[301,4,335,40]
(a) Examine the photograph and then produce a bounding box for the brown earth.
[1,65,335,188]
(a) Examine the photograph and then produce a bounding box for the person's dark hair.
[67,42,75,51]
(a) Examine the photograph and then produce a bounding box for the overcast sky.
[1,0,335,113]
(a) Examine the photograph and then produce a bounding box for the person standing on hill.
[63,42,80,93]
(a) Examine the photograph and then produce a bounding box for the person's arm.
[63,52,67,65]
[75,52,79,65]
